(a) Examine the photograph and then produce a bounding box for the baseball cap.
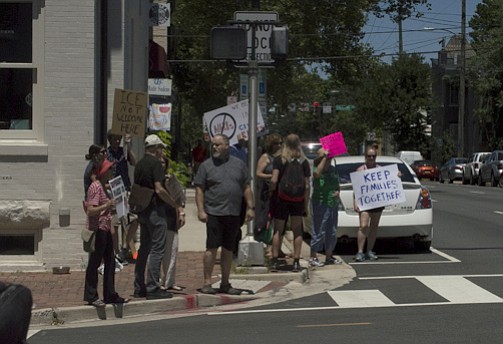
[144,134,167,148]
[97,159,115,178]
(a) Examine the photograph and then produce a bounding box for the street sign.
[234,11,279,64]
[322,102,332,114]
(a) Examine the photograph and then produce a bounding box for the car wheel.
[478,174,485,186]
[448,173,453,183]
[439,174,444,183]
[462,172,468,184]
[491,173,498,187]
[414,241,432,252]
[470,173,475,185]
[499,176,503,188]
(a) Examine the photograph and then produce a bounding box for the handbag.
[163,174,186,208]
[81,228,96,253]
[128,183,155,214]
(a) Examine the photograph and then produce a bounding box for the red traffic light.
[313,101,319,107]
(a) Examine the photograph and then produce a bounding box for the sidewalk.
[0,188,356,326]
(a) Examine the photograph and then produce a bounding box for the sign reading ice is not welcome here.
[350,164,405,212]
[112,88,148,138]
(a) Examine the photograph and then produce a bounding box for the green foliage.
[469,0,503,149]
[371,0,431,22]
[355,54,433,152]
[156,131,190,187]
[432,131,456,164]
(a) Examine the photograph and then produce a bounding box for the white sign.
[203,99,266,146]
[234,11,278,63]
[109,176,129,218]
[149,3,171,27]
[148,78,172,96]
[350,164,406,211]
[148,103,172,131]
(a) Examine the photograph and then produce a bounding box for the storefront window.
[0,1,40,137]
[0,3,32,63]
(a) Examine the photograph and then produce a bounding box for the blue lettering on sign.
[241,85,247,95]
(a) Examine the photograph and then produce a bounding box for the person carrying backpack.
[269,134,311,272]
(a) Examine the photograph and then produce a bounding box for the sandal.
[88,299,106,307]
[168,285,184,291]
[105,296,130,304]
[200,284,217,295]
[219,284,242,295]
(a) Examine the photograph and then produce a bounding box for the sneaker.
[354,252,366,262]
[200,284,217,295]
[97,264,104,275]
[116,248,129,264]
[325,256,343,265]
[219,284,242,295]
[309,257,325,267]
[146,289,173,300]
[115,258,123,272]
[269,260,279,272]
[292,260,301,272]
[366,251,378,261]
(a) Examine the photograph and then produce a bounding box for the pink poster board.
[319,132,348,158]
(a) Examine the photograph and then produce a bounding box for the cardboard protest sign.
[109,176,129,218]
[320,132,348,158]
[350,164,405,211]
[111,88,148,138]
[203,99,266,146]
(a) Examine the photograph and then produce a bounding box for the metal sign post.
[236,23,265,267]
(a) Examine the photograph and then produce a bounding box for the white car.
[335,155,433,251]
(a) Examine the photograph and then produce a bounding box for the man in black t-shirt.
[133,134,176,300]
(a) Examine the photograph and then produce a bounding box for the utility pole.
[398,2,404,54]
[458,0,466,157]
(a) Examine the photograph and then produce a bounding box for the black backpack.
[278,158,306,202]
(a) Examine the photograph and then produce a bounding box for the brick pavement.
[0,251,294,310]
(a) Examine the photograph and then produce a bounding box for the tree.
[355,54,432,153]
[469,0,503,149]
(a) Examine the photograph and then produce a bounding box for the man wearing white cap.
[133,134,176,300]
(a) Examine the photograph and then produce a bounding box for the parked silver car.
[439,157,468,183]
[478,150,503,187]
[462,152,490,185]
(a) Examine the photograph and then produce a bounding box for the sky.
[363,0,483,64]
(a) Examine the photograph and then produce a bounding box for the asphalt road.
[28,180,503,344]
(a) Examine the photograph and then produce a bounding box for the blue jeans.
[134,206,167,294]
[310,202,338,254]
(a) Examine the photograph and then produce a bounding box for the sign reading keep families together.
[350,164,405,211]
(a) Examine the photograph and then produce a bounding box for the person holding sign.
[309,148,342,267]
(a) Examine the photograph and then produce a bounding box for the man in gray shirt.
[194,134,255,295]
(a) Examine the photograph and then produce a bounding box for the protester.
[106,130,139,263]
[159,153,186,291]
[194,134,254,295]
[353,145,383,262]
[255,133,283,257]
[83,144,107,198]
[269,134,311,272]
[84,159,129,306]
[191,139,207,179]
[133,134,176,300]
[309,148,342,267]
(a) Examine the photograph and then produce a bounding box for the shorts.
[362,206,385,213]
[273,198,306,220]
[206,215,241,251]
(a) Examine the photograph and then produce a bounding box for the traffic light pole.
[237,24,265,266]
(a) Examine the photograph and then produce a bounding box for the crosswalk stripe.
[415,276,503,304]
[327,290,395,308]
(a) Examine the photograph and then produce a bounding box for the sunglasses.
[366,155,376,158]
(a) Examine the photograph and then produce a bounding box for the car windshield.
[455,158,468,164]
[336,162,416,184]
[301,143,322,160]
[413,160,432,167]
